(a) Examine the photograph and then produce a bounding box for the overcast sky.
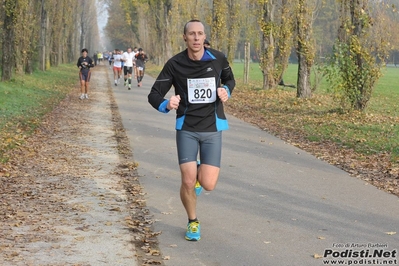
[96,0,108,34]
[96,0,109,50]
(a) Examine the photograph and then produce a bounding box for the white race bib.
[187,77,217,104]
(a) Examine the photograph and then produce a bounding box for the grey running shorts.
[176,130,222,167]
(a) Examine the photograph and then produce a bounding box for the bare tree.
[325,0,390,110]
[80,0,87,50]
[211,0,228,51]
[255,0,295,90]
[258,0,276,90]
[276,0,295,84]
[39,0,48,70]
[226,0,241,64]
[296,0,318,98]
[1,0,17,81]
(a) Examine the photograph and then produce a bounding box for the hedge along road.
[108,66,399,266]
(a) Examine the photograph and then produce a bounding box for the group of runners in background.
[109,47,148,90]
[77,46,148,99]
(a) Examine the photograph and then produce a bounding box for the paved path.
[0,66,138,266]
[109,69,399,266]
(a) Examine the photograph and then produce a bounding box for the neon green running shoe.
[185,220,201,241]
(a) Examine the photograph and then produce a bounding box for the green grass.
[0,64,78,162]
[229,62,399,161]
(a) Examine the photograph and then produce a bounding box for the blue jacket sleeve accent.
[223,85,231,98]
[158,99,170,113]
[215,114,229,131]
[176,115,185,130]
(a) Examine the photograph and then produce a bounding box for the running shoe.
[84,94,89,99]
[195,181,203,196]
[195,161,203,196]
[79,94,85,100]
[185,221,201,241]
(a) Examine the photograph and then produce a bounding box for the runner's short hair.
[81,48,88,53]
[183,19,202,34]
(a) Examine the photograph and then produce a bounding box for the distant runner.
[121,47,135,90]
[77,48,95,100]
[135,48,148,87]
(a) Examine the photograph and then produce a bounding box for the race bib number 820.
[187,77,217,104]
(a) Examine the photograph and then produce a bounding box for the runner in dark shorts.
[77,48,94,100]
[148,20,235,241]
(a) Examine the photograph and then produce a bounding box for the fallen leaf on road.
[147,249,160,256]
[314,253,323,259]
[75,225,90,231]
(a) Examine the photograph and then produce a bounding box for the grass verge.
[0,64,78,162]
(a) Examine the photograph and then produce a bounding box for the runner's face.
[82,51,88,57]
[184,22,206,53]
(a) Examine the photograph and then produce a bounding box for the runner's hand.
[168,95,181,110]
[217,87,229,103]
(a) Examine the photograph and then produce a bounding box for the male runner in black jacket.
[148,19,235,241]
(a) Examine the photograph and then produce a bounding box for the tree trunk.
[350,0,366,110]
[211,0,228,51]
[276,0,294,83]
[296,0,314,98]
[297,53,312,98]
[262,29,276,90]
[226,0,240,64]
[259,0,276,90]
[163,1,173,63]
[39,0,47,71]
[80,0,86,49]
[244,42,250,84]
[1,0,17,81]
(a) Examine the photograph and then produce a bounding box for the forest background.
[1,0,399,106]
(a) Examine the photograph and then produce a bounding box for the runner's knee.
[181,176,196,189]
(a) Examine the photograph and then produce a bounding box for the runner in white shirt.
[122,47,135,90]
[112,49,123,86]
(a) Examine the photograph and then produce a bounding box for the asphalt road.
[109,68,399,266]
